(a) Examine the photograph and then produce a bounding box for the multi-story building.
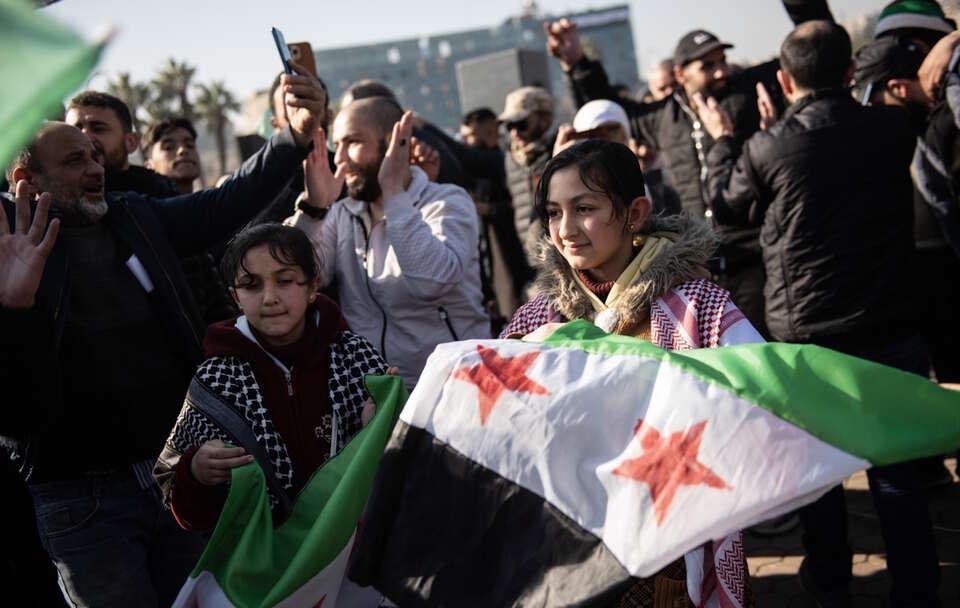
[312,4,639,132]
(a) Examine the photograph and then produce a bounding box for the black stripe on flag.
[350,420,635,607]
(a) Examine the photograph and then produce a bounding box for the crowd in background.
[2,0,960,606]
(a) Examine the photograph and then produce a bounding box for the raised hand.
[0,181,60,310]
[552,123,578,157]
[544,19,584,70]
[189,439,254,486]
[282,59,328,149]
[919,30,960,101]
[303,127,344,208]
[410,136,441,182]
[756,82,778,130]
[692,92,734,140]
[378,111,415,201]
[361,367,400,426]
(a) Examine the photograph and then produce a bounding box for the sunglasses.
[505,118,529,132]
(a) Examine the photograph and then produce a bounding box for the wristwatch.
[297,199,329,220]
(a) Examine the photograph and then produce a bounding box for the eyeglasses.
[505,118,528,132]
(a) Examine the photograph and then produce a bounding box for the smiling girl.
[500,140,761,607]
[155,223,390,531]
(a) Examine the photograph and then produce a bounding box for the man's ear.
[123,131,139,156]
[270,115,281,131]
[11,167,31,186]
[886,78,913,101]
[673,64,686,87]
[776,69,793,97]
[143,158,153,170]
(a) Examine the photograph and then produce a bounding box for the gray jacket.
[288,167,490,388]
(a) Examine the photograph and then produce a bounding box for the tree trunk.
[216,116,227,176]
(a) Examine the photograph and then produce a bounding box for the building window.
[387,47,401,64]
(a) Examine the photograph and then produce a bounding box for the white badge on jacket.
[125,254,155,293]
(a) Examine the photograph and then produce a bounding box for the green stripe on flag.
[0,0,106,168]
[545,321,960,467]
[189,374,406,607]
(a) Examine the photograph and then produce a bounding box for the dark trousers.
[29,472,206,608]
[798,334,940,607]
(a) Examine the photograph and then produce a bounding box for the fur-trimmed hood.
[533,213,719,332]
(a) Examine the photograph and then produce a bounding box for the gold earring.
[632,232,644,248]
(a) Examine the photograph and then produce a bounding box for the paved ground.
[745,459,960,606]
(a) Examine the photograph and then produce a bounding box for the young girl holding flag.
[155,223,391,531]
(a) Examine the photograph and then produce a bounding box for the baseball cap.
[853,36,926,103]
[499,86,553,123]
[674,30,734,67]
[572,100,630,135]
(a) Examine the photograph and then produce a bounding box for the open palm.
[0,182,59,310]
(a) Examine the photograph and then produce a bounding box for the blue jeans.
[798,334,940,607]
[29,472,206,608]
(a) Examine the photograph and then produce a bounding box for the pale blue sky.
[45,0,884,100]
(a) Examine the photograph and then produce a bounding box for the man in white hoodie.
[287,97,490,388]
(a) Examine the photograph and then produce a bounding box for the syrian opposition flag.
[350,321,960,607]
[172,375,406,608]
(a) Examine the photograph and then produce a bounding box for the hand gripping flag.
[0,0,107,168]
[350,321,960,607]
[172,375,407,608]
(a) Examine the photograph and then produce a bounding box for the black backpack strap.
[187,377,294,522]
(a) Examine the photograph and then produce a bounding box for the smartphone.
[272,27,293,75]
[288,42,318,79]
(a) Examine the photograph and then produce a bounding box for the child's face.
[230,244,317,348]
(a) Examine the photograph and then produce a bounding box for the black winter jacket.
[705,90,918,345]
[0,127,307,479]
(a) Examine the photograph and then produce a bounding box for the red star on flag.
[451,345,550,425]
[613,419,731,525]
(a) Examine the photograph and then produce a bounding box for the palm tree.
[194,81,240,175]
[151,58,197,121]
[106,72,150,133]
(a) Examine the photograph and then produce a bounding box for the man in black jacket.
[0,61,325,606]
[545,0,834,338]
[701,21,940,607]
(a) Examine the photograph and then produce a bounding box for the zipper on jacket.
[283,369,293,396]
[438,306,459,341]
[356,216,389,360]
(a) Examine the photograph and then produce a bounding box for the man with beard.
[286,97,490,389]
[0,61,325,606]
[499,86,557,263]
[67,91,178,198]
[545,1,834,338]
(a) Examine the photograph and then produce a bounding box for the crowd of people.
[2,0,959,606]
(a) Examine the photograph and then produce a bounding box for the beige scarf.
[571,233,676,332]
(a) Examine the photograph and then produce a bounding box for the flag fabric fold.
[350,320,960,607]
[0,0,107,168]
[172,374,407,608]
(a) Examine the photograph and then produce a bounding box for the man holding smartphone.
[1,59,327,607]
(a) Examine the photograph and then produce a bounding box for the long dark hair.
[220,223,319,287]
[534,140,645,231]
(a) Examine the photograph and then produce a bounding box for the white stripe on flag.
[402,340,869,577]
